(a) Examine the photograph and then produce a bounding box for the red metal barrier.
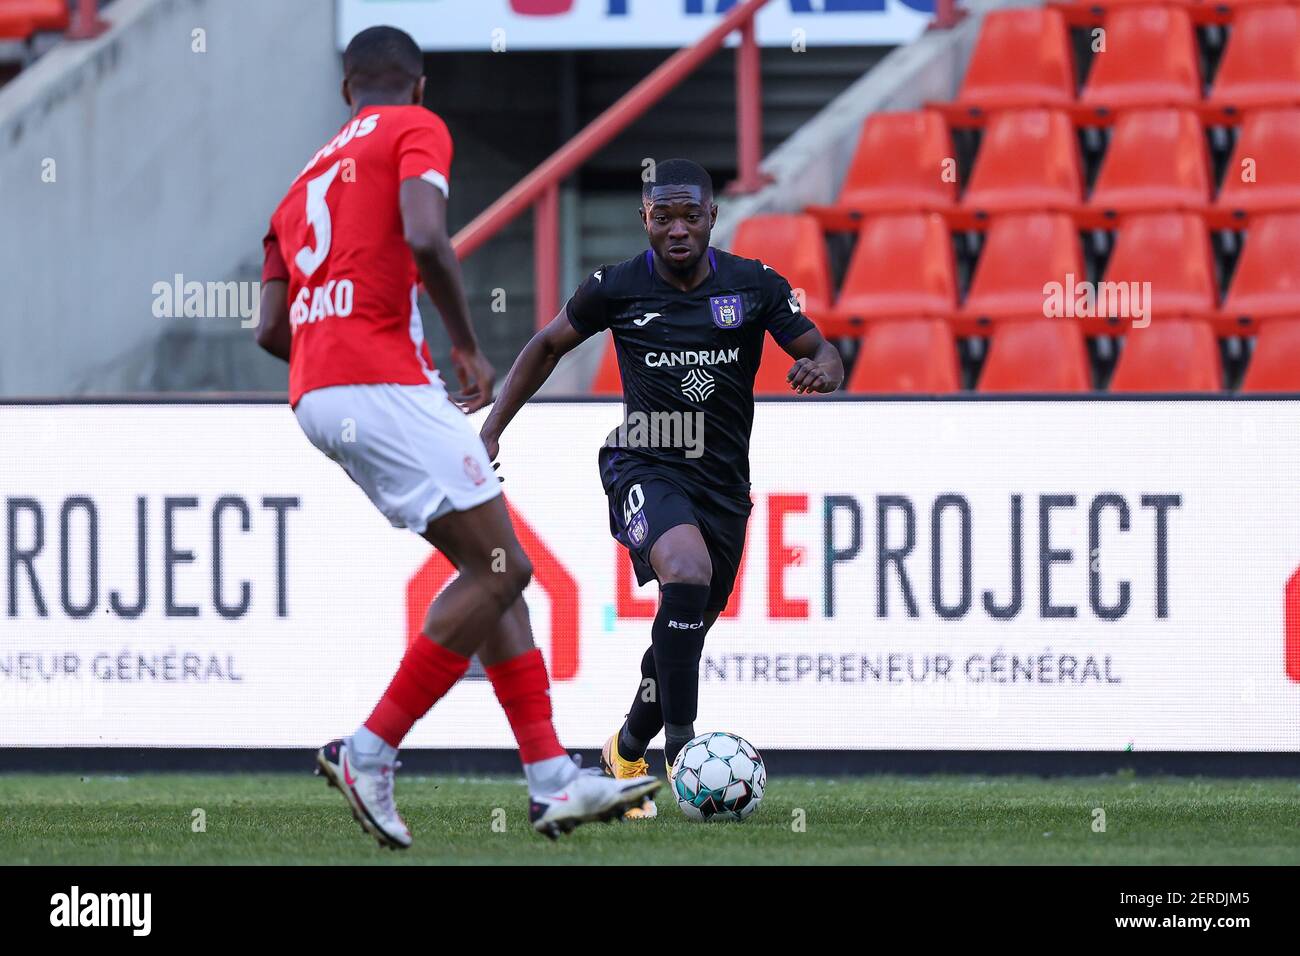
[930,0,967,30]
[67,0,108,40]
[452,0,773,329]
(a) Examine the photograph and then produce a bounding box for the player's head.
[640,158,718,277]
[342,26,425,108]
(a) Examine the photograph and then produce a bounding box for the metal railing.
[450,0,775,330]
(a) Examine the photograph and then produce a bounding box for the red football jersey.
[262,105,453,406]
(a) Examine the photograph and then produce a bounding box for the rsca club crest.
[628,511,649,546]
[709,294,744,329]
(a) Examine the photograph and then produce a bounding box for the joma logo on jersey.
[644,347,739,368]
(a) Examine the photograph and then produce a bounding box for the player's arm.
[781,326,843,394]
[399,177,493,412]
[481,267,609,459]
[479,312,585,461]
[255,280,291,362]
[761,266,842,394]
[256,226,292,363]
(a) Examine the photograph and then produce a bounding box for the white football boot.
[529,764,661,840]
[315,738,412,850]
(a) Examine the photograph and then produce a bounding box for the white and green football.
[671,731,765,822]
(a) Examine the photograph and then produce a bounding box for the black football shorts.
[603,464,751,615]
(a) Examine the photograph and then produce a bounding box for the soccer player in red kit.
[255,26,656,847]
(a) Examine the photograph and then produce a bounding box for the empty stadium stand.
[805,111,957,231]
[717,3,1300,396]
[1215,108,1300,217]
[1077,7,1201,110]
[948,8,1075,113]
[846,318,960,394]
[960,109,1083,216]
[830,213,957,334]
[1204,6,1300,114]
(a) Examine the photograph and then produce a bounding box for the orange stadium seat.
[1052,0,1199,8]
[960,109,1083,216]
[1240,317,1300,391]
[1201,0,1300,11]
[0,14,35,40]
[978,319,1091,392]
[1206,6,1300,112]
[1086,110,1212,218]
[959,213,1085,333]
[2,0,68,34]
[1050,0,1201,23]
[950,9,1076,112]
[754,336,797,395]
[731,214,833,328]
[1093,213,1218,334]
[1220,212,1300,328]
[1078,7,1202,110]
[829,214,957,331]
[1213,108,1300,218]
[805,112,956,230]
[590,336,622,395]
[846,319,961,393]
[1109,319,1221,391]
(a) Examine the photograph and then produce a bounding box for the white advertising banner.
[336,0,933,52]
[1,400,1298,750]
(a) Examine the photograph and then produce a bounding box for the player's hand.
[451,345,495,413]
[787,358,836,394]
[481,430,500,463]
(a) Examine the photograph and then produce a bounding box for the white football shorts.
[294,380,500,533]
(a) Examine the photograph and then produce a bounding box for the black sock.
[650,582,711,767]
[620,646,661,760]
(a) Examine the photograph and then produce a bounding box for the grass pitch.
[1,772,1298,865]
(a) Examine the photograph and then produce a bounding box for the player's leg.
[317,497,529,848]
[617,606,722,758]
[472,597,659,837]
[471,590,574,797]
[599,477,704,817]
[359,487,657,827]
[302,383,520,847]
[600,478,707,764]
[355,494,531,761]
[642,523,713,770]
[616,501,747,777]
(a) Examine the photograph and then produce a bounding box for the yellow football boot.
[601,733,658,819]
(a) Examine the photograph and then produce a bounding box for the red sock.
[485,649,566,763]
[364,639,470,747]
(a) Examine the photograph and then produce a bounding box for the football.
[670,732,766,821]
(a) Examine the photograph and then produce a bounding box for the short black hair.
[642,158,713,201]
[343,26,423,93]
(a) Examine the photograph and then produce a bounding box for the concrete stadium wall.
[0,0,344,396]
